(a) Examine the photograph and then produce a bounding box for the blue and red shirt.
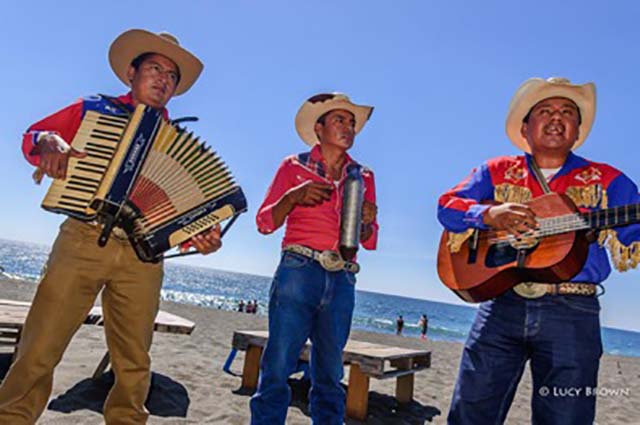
[438,153,640,283]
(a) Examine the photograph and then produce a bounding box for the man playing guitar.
[438,77,640,424]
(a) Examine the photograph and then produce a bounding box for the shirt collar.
[117,92,170,120]
[309,144,354,165]
[525,151,589,180]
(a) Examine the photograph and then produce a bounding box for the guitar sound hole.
[485,243,538,268]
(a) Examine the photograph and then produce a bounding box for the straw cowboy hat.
[109,29,203,96]
[295,93,374,146]
[505,77,596,152]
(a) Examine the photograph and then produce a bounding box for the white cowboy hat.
[295,93,374,146]
[108,29,203,96]
[505,77,596,152]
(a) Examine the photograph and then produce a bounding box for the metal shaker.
[340,166,364,261]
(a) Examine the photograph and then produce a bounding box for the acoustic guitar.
[437,192,639,303]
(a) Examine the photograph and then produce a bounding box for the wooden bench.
[0,299,195,378]
[232,330,431,421]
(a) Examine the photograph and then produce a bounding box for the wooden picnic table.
[232,330,431,421]
[0,299,195,378]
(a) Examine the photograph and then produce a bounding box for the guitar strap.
[528,157,552,194]
[513,158,553,269]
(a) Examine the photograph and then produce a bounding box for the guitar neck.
[581,203,640,231]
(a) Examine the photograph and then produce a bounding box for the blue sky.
[1,1,640,331]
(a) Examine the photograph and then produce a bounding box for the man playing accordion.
[0,29,222,424]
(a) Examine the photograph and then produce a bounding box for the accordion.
[41,104,247,262]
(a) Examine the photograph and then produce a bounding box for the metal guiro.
[340,166,364,261]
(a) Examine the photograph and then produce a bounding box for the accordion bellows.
[42,104,247,262]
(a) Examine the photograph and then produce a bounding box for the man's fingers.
[510,205,537,219]
[46,158,58,178]
[514,222,532,234]
[191,231,222,254]
[302,187,332,204]
[40,157,50,177]
[509,211,537,229]
[305,193,325,205]
[70,148,87,159]
[57,158,68,180]
[309,182,334,191]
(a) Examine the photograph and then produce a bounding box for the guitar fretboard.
[582,204,640,230]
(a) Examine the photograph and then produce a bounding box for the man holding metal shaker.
[251,93,378,424]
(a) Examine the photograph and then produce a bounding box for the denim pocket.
[281,252,310,269]
[556,296,601,315]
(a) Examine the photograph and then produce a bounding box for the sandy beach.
[0,277,638,424]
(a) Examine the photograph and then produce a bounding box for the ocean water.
[1,238,639,357]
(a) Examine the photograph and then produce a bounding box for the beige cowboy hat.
[295,93,374,146]
[505,77,596,152]
[109,29,203,96]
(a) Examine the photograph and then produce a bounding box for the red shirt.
[21,93,169,167]
[256,145,378,252]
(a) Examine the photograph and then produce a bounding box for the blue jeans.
[448,290,603,425]
[250,251,356,425]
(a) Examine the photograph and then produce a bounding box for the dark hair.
[316,110,331,126]
[130,52,181,84]
[316,109,355,126]
[130,52,155,70]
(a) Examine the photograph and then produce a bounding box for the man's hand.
[285,181,334,206]
[36,134,87,180]
[360,201,377,242]
[483,203,538,236]
[180,224,222,255]
[361,200,377,225]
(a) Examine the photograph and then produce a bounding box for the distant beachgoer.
[251,93,378,424]
[396,315,404,335]
[418,314,428,340]
[252,299,259,314]
[0,29,222,425]
[238,299,245,313]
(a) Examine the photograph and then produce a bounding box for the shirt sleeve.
[361,168,378,250]
[21,99,84,167]
[256,158,294,234]
[600,172,640,271]
[437,162,495,232]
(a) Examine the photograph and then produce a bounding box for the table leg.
[241,345,263,390]
[346,363,370,421]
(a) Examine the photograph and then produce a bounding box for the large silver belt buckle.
[318,250,345,272]
[513,282,548,299]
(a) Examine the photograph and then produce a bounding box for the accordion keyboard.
[41,111,128,219]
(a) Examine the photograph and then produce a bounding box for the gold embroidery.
[447,229,474,253]
[565,184,607,209]
[504,164,526,182]
[494,183,532,204]
[575,167,602,184]
[599,229,640,272]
